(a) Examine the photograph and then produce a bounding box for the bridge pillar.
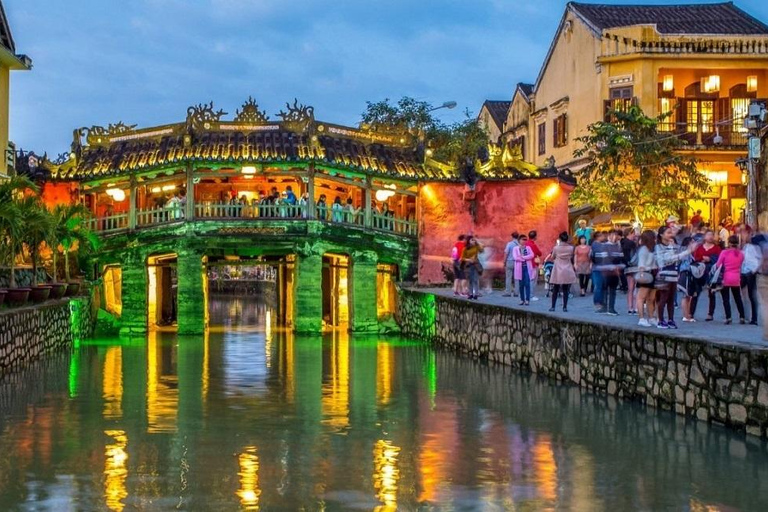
[295,252,323,333]
[119,251,148,337]
[350,252,379,332]
[177,249,206,335]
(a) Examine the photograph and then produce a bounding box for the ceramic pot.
[6,288,31,306]
[30,285,52,304]
[49,283,68,300]
[65,282,81,297]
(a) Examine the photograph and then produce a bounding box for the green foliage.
[572,105,709,222]
[0,177,39,287]
[361,97,490,170]
[51,203,100,281]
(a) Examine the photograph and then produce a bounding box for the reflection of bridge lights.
[104,429,129,512]
[237,446,261,509]
[373,439,400,510]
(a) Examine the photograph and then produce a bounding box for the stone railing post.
[307,166,316,219]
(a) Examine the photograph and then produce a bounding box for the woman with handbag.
[635,230,658,327]
[655,226,698,329]
[549,232,577,312]
[715,235,746,324]
[461,236,484,301]
[693,230,721,321]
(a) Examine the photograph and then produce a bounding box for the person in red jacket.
[526,230,543,300]
[692,229,722,321]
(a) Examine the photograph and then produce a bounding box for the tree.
[361,97,490,181]
[0,176,38,288]
[572,105,709,223]
[50,203,99,281]
[19,195,53,283]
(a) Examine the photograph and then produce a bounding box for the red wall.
[41,182,78,208]
[418,179,573,284]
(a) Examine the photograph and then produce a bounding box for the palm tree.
[0,176,38,288]
[50,203,99,281]
[19,196,53,283]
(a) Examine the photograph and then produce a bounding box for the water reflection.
[237,446,261,510]
[0,297,767,510]
[103,429,128,511]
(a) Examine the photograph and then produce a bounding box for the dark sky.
[7,0,768,155]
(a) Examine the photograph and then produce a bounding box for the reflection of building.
[0,1,31,180]
[501,2,768,226]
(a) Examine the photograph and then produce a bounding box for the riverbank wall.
[396,288,768,438]
[0,293,96,378]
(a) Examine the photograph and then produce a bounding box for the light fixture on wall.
[375,183,397,202]
[105,188,126,202]
[701,75,720,93]
[704,170,728,188]
[241,165,257,175]
[747,75,758,93]
[161,184,176,192]
[662,74,674,92]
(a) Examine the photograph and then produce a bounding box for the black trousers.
[742,273,758,323]
[578,274,590,291]
[551,284,571,309]
[721,286,745,321]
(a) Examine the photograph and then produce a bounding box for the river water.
[1,297,768,511]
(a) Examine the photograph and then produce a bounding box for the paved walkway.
[418,284,768,351]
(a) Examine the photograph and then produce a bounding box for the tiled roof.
[482,101,512,129]
[517,83,534,98]
[0,1,16,52]
[58,128,437,181]
[570,2,768,35]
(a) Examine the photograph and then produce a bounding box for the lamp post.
[428,101,457,113]
[738,101,766,229]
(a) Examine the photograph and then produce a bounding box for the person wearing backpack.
[452,235,467,297]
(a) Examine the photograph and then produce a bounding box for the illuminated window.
[658,98,676,132]
[731,98,750,133]
[700,101,714,133]
[686,101,699,133]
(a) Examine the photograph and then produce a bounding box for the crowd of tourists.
[451,216,768,339]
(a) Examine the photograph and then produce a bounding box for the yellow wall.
[0,65,9,177]
[529,12,602,168]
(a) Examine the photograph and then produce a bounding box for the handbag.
[635,271,654,284]
[708,265,724,292]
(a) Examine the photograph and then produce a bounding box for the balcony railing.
[85,202,417,238]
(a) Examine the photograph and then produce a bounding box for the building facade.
[0,1,31,180]
[502,2,768,226]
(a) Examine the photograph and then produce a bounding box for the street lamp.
[428,101,457,112]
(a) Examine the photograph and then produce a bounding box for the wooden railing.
[86,201,417,238]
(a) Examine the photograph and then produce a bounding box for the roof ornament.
[186,101,227,131]
[277,98,315,132]
[234,96,269,124]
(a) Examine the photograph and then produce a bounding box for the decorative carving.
[74,122,139,147]
[277,98,315,132]
[234,96,269,124]
[53,152,71,165]
[186,101,227,131]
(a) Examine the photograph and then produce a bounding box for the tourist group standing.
[449,218,768,340]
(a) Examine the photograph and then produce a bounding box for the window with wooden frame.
[537,122,546,155]
[553,114,567,148]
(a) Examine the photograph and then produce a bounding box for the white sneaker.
[638,318,651,327]
[531,297,540,302]
[649,318,658,326]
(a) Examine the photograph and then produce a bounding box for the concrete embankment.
[396,288,768,438]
